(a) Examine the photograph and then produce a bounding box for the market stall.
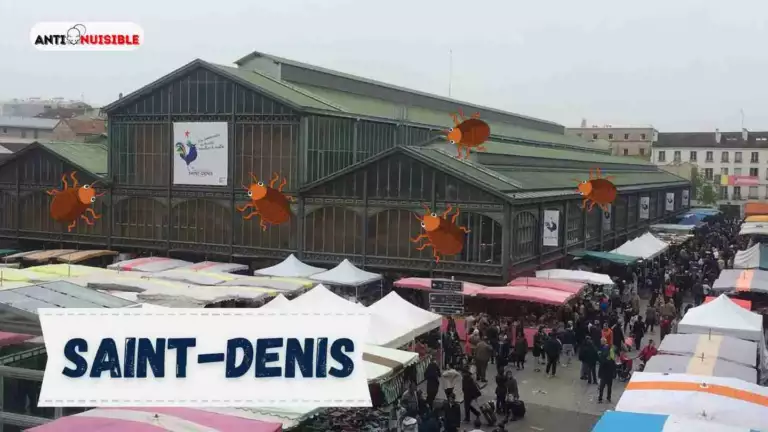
[2,250,44,263]
[0,268,58,283]
[22,249,77,264]
[570,250,639,265]
[476,285,575,306]
[107,256,192,272]
[615,372,768,431]
[739,222,768,236]
[643,354,757,383]
[25,263,112,277]
[658,333,758,369]
[593,411,753,432]
[394,277,486,294]
[704,296,752,310]
[746,215,768,223]
[26,407,283,432]
[180,261,250,274]
[678,295,764,342]
[254,254,325,278]
[310,259,383,305]
[535,269,614,286]
[260,293,291,309]
[712,269,768,293]
[734,244,768,270]
[367,291,442,340]
[507,277,586,294]
[611,233,669,260]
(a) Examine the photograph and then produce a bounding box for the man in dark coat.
[598,344,617,403]
[579,335,599,384]
[611,322,624,350]
[461,370,482,423]
[424,357,440,408]
[442,393,462,432]
[543,334,562,377]
[496,334,511,375]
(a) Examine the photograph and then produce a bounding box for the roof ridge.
[426,148,523,189]
[245,68,346,112]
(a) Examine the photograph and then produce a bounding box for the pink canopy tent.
[507,277,585,294]
[476,285,575,306]
[394,277,486,295]
[28,408,282,432]
[0,331,34,347]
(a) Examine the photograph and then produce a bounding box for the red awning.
[0,331,35,347]
[507,277,585,294]
[394,277,486,295]
[476,285,575,306]
[705,295,752,310]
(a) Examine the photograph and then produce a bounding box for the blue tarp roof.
[592,411,759,432]
[678,213,706,226]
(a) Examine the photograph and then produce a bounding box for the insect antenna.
[248,172,259,183]
[422,203,432,213]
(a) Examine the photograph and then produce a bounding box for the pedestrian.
[560,323,576,366]
[532,327,546,371]
[645,303,657,333]
[503,370,520,423]
[543,332,562,377]
[442,392,462,432]
[601,322,613,347]
[597,340,617,403]
[441,364,463,401]
[514,331,528,370]
[474,338,493,383]
[424,357,440,408]
[461,369,482,423]
[579,335,599,384]
[611,321,624,350]
[632,316,646,351]
[494,371,507,415]
[496,333,511,375]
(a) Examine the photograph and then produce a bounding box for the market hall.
[0,52,690,284]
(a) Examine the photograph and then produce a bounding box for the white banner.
[639,196,650,220]
[665,192,675,211]
[39,309,371,408]
[542,210,560,247]
[173,122,228,186]
[682,189,690,207]
[602,205,612,231]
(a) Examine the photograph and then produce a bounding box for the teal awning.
[0,249,18,257]
[570,250,639,265]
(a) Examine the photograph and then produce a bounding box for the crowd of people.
[396,214,745,431]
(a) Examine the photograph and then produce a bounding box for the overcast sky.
[1,0,766,132]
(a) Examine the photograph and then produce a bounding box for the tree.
[690,166,701,198]
[695,170,718,205]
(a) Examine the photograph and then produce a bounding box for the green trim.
[571,250,639,265]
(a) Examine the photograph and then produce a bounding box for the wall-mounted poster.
[173,122,228,186]
[542,210,560,247]
[665,192,675,211]
[602,204,612,231]
[639,196,650,220]
[682,189,690,207]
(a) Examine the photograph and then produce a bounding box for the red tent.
[394,277,486,295]
[507,277,585,294]
[704,295,752,310]
[476,285,575,306]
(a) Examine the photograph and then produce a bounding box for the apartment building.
[0,116,69,140]
[654,129,768,205]
[566,120,658,157]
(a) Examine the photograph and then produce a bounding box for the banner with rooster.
[172,122,228,186]
[639,196,650,220]
[542,209,559,247]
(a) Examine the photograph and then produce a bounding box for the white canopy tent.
[180,261,249,273]
[368,291,442,338]
[734,243,761,269]
[739,222,768,236]
[289,284,366,310]
[260,293,291,309]
[310,259,382,286]
[254,254,325,278]
[612,233,669,259]
[535,269,614,286]
[678,294,764,342]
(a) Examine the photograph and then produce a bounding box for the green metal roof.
[408,147,522,192]
[41,142,108,176]
[478,141,653,166]
[490,168,686,190]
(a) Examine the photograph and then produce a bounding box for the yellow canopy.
[745,215,768,222]
[26,264,112,277]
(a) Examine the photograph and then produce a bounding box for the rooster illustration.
[175,131,198,172]
[545,219,557,232]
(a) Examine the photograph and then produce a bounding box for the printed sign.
[38,309,371,408]
[682,189,690,207]
[173,122,228,186]
[542,209,560,247]
[665,192,675,211]
[639,196,650,220]
[430,279,463,292]
[602,204,612,231]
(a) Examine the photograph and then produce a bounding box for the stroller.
[616,350,635,382]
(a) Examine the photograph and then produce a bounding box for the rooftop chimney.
[742,128,748,141]
[715,128,721,144]
[118,93,123,99]
[580,118,587,128]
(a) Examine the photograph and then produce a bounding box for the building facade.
[654,130,768,207]
[0,117,70,141]
[567,123,657,158]
[0,53,690,283]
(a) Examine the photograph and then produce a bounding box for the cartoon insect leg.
[259,220,269,231]
[451,206,461,223]
[410,233,429,243]
[470,112,481,119]
[86,208,101,220]
[457,108,467,121]
[581,198,589,209]
[269,172,281,188]
[80,214,94,226]
[450,112,460,126]
[587,200,596,212]
[67,219,78,232]
[441,205,454,219]
[243,209,261,221]
[237,202,254,213]
[278,177,287,192]
[600,203,610,213]
[455,143,463,158]
[464,146,471,159]
[415,242,434,251]
[476,145,487,152]
[70,171,80,188]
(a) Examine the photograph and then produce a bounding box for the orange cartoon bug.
[575,168,617,212]
[444,109,491,159]
[237,172,294,231]
[410,203,470,263]
[47,171,105,232]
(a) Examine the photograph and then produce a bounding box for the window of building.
[624,133,630,140]
[623,149,628,156]
[690,151,697,161]
[735,152,743,163]
[673,151,681,162]
[640,148,645,156]
[734,186,742,199]
[608,133,614,140]
[592,133,599,140]
[641,133,647,140]
[735,168,742,176]
[721,152,729,162]
[20,129,27,138]
[749,186,758,198]
[706,151,714,162]
[721,167,729,175]
[721,186,729,200]
[751,152,759,163]
[704,168,713,180]
[33,129,38,139]
[657,151,666,162]
[750,167,759,177]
